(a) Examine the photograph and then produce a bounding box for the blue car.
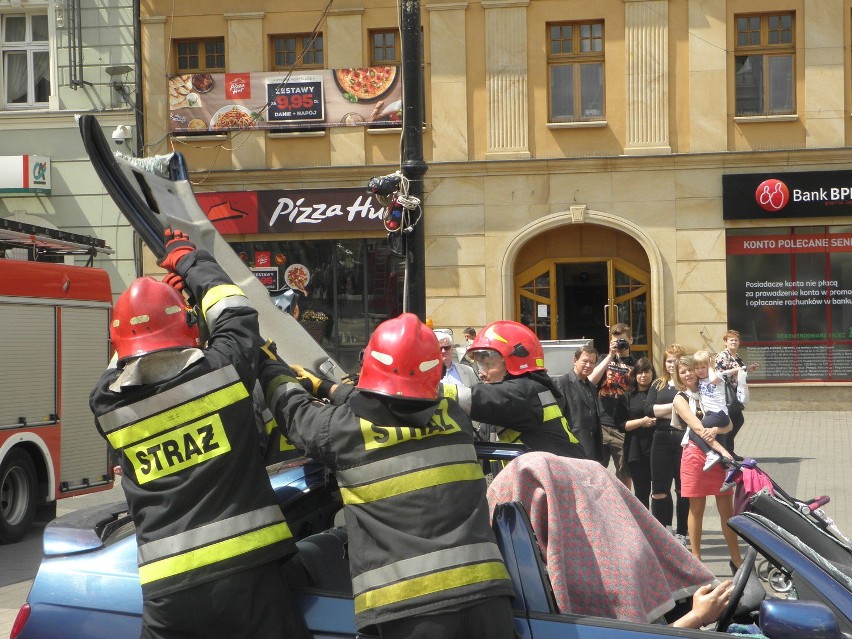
[10,447,852,639]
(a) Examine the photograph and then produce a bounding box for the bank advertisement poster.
[726,227,852,382]
[168,67,402,134]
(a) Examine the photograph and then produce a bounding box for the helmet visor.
[470,349,506,381]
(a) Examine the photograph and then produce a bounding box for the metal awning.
[0,218,113,261]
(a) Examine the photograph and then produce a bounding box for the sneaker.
[703,451,722,472]
[720,481,736,493]
[674,533,689,547]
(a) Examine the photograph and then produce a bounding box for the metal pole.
[399,0,427,320]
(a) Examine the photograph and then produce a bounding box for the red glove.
[158,228,196,272]
[162,272,186,292]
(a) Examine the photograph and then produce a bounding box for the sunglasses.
[440,345,453,352]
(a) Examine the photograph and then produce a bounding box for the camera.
[367,174,402,197]
[616,338,629,350]
[112,125,132,146]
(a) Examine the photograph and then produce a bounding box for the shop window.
[1,12,50,108]
[369,29,400,65]
[229,238,404,375]
[175,37,225,73]
[547,21,605,122]
[271,33,323,70]
[725,225,852,382]
[734,13,795,117]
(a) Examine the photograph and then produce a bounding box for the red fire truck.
[0,220,114,543]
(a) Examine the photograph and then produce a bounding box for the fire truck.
[0,219,114,543]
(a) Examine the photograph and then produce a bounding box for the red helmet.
[467,320,545,375]
[358,313,442,400]
[111,277,199,361]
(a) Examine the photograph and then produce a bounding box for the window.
[734,13,795,116]
[369,29,400,65]
[1,13,50,108]
[547,21,605,122]
[175,38,225,73]
[726,225,852,381]
[271,33,323,70]
[229,238,404,374]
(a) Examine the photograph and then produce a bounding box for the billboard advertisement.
[168,67,402,134]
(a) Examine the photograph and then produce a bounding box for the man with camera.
[589,323,635,489]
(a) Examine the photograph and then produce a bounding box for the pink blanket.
[487,452,715,623]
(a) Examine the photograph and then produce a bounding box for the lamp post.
[399,0,427,320]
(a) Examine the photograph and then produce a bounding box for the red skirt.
[680,443,726,497]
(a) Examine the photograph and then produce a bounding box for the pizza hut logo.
[755,178,789,212]
[225,74,251,100]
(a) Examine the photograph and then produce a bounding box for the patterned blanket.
[487,452,715,623]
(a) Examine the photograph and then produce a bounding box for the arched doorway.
[512,222,651,360]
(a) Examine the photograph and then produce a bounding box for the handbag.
[725,378,745,413]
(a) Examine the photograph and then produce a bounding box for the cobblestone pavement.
[2,410,850,635]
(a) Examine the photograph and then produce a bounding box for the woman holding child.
[672,356,742,568]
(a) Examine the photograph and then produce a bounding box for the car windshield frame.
[744,512,852,592]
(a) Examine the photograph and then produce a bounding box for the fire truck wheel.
[0,449,37,544]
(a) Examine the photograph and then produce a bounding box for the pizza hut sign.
[198,188,389,234]
[225,73,251,100]
[259,189,387,233]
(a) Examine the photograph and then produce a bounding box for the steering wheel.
[715,547,758,632]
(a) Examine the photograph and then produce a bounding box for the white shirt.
[698,376,727,415]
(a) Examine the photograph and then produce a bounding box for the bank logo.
[32,161,48,185]
[756,178,789,212]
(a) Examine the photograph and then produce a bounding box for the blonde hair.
[722,329,741,342]
[653,343,686,389]
[672,356,695,392]
[692,349,712,366]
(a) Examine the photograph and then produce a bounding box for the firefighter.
[89,230,308,639]
[260,313,516,639]
[449,320,586,459]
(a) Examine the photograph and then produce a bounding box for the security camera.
[112,125,132,145]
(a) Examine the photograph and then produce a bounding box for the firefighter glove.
[291,364,334,399]
[260,338,281,362]
[158,228,196,272]
[162,272,186,293]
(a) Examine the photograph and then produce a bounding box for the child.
[687,351,734,472]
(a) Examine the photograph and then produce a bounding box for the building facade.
[138,0,852,408]
[0,0,138,294]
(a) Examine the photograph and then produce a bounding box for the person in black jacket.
[260,313,515,639]
[448,320,585,459]
[90,229,307,639]
[553,344,603,463]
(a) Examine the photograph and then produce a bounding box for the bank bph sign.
[723,170,852,220]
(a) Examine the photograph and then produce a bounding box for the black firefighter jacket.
[260,363,515,630]
[90,251,294,599]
